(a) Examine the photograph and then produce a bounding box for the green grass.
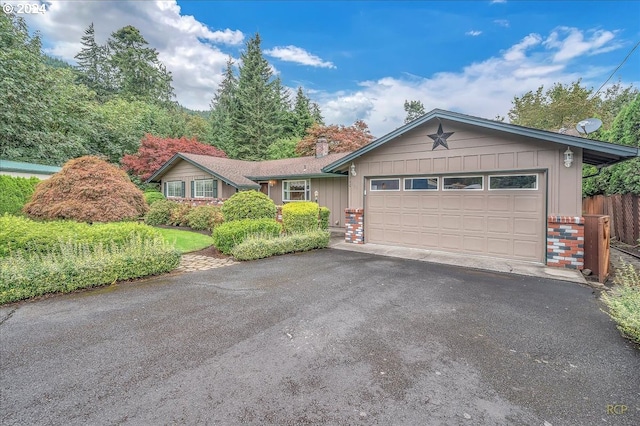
[155,227,214,254]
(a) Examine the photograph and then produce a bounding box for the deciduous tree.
[295,120,375,156]
[122,134,227,180]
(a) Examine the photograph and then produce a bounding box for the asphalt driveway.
[1,250,638,425]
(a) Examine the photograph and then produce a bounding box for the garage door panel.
[366,173,544,262]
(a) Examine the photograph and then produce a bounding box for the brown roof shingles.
[173,152,350,188]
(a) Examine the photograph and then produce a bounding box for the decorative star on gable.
[428,123,454,150]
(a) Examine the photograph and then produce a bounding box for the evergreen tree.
[233,33,282,160]
[210,57,238,157]
[311,102,324,125]
[107,25,174,104]
[404,99,425,123]
[75,23,111,98]
[292,87,314,137]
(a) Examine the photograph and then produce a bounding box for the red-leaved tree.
[295,120,375,156]
[122,135,227,180]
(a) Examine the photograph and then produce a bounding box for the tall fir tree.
[107,25,174,104]
[311,102,324,125]
[292,87,314,137]
[74,23,111,99]
[210,57,238,157]
[233,33,282,160]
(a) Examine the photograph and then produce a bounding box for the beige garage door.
[366,173,546,262]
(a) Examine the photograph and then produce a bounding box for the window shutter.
[191,181,194,198]
[181,181,185,198]
[213,180,218,198]
[163,182,167,197]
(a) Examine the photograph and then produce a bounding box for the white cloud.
[318,28,623,137]
[265,46,336,69]
[494,19,510,28]
[14,0,243,110]
[490,0,507,4]
[465,30,483,37]
[544,28,616,62]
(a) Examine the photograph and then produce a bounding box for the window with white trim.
[370,179,400,191]
[442,176,483,190]
[283,180,309,201]
[166,181,183,197]
[194,179,217,198]
[489,175,537,190]
[404,177,438,191]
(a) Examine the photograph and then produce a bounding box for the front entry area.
[365,172,546,262]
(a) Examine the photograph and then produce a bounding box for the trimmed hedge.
[144,190,165,206]
[602,262,640,344]
[0,236,180,304]
[222,190,277,222]
[319,206,330,230]
[282,201,319,234]
[144,200,179,226]
[0,215,162,257]
[185,205,223,231]
[231,231,330,260]
[0,175,40,215]
[212,218,281,254]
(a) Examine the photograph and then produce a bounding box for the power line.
[589,40,640,100]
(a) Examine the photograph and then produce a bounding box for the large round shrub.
[282,201,319,234]
[144,190,165,206]
[186,205,223,231]
[212,218,281,254]
[145,200,179,226]
[0,175,39,215]
[23,156,147,222]
[221,190,277,222]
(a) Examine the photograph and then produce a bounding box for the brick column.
[345,208,364,244]
[547,216,584,269]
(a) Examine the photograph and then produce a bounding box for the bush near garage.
[0,215,162,257]
[221,190,277,222]
[185,205,224,231]
[282,201,319,234]
[144,200,179,226]
[602,262,640,344]
[212,218,281,254]
[319,206,330,230]
[0,175,40,215]
[231,230,330,261]
[0,235,180,304]
[23,156,148,222]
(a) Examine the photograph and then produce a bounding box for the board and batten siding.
[312,177,348,227]
[160,160,236,199]
[348,121,582,217]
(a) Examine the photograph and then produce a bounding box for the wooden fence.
[583,194,639,245]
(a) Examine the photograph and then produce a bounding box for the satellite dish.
[576,118,602,135]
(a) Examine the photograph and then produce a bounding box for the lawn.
[155,227,214,254]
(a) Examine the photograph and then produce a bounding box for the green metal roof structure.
[323,109,640,173]
[0,159,61,175]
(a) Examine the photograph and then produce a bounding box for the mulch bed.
[188,245,229,259]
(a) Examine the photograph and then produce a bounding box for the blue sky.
[11,0,640,136]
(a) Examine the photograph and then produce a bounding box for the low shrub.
[282,201,319,234]
[0,175,40,215]
[0,215,162,257]
[602,262,640,344]
[319,207,330,230]
[185,205,224,231]
[231,230,330,261]
[144,200,179,226]
[144,190,165,206]
[222,190,277,222]
[170,203,192,227]
[0,236,180,304]
[212,218,281,254]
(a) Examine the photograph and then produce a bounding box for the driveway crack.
[0,308,17,326]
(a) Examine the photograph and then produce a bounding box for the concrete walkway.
[330,239,588,285]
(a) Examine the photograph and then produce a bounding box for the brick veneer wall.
[345,208,364,244]
[547,216,584,269]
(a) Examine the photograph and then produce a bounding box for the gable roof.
[323,109,639,173]
[147,152,350,188]
[0,159,62,175]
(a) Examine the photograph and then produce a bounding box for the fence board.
[583,194,639,245]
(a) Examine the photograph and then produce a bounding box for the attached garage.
[323,109,639,268]
[366,172,545,262]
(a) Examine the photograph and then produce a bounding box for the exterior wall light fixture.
[350,163,357,176]
[564,147,573,168]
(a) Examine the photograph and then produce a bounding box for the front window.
[283,180,309,201]
[166,181,183,197]
[194,179,217,198]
